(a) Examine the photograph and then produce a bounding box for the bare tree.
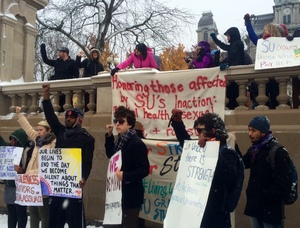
[36,0,195,62]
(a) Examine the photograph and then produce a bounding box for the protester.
[41,84,95,228]
[16,106,56,228]
[210,27,245,70]
[40,44,79,80]
[0,129,34,228]
[243,14,292,45]
[76,48,104,77]
[170,109,240,228]
[185,41,214,69]
[239,116,292,227]
[110,43,157,76]
[211,49,221,67]
[105,106,150,228]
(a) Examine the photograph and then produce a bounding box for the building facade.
[0,0,47,83]
[196,0,300,59]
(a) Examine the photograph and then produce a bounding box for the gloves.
[220,63,228,71]
[244,14,250,25]
[210,33,216,39]
[110,67,119,76]
[171,109,183,122]
[286,35,294,41]
[40,43,46,50]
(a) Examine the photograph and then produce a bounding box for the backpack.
[267,143,298,205]
[220,145,245,212]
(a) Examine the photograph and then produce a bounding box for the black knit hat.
[248,116,270,133]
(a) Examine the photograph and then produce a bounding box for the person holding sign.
[16,106,56,228]
[170,110,242,228]
[41,84,95,228]
[105,106,150,228]
[0,129,34,228]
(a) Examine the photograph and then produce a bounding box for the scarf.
[64,126,84,140]
[114,129,136,152]
[36,132,56,148]
[250,133,273,163]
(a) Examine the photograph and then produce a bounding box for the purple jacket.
[192,41,214,69]
[117,47,158,70]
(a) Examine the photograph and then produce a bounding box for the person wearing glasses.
[170,109,241,228]
[105,106,150,228]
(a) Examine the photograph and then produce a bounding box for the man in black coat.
[40,44,79,80]
[242,116,291,227]
[105,106,149,228]
[42,84,95,228]
[170,109,239,228]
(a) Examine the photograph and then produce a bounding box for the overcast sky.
[162,0,275,48]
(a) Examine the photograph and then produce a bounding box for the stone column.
[235,80,249,111]
[254,78,269,110]
[0,15,17,82]
[276,77,291,110]
[23,24,38,82]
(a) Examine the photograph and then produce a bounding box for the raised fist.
[171,109,183,122]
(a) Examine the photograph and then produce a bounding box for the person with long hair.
[110,43,157,76]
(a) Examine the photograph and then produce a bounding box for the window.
[283,15,291,24]
[204,32,208,41]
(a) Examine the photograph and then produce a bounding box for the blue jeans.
[250,217,282,228]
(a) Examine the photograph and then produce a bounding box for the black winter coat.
[211,27,245,66]
[105,133,150,209]
[41,47,79,80]
[76,56,104,77]
[242,137,292,225]
[42,100,95,181]
[172,121,238,228]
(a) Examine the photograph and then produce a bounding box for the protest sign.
[112,68,226,139]
[255,37,300,70]
[15,174,43,206]
[139,139,181,223]
[103,150,122,225]
[0,146,23,180]
[164,140,219,228]
[38,148,82,198]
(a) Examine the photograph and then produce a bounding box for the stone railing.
[0,65,299,117]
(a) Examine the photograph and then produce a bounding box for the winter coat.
[211,27,245,66]
[105,133,150,209]
[0,129,33,204]
[42,99,95,181]
[171,121,238,228]
[192,41,214,69]
[245,22,259,46]
[17,115,56,175]
[242,136,291,225]
[76,49,104,77]
[41,47,79,80]
[117,47,158,70]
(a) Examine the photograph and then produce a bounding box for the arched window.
[283,15,291,24]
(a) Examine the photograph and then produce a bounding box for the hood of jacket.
[89,48,101,61]
[9,129,28,147]
[198,41,211,54]
[224,27,241,43]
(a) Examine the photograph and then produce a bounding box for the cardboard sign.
[38,148,82,198]
[0,146,23,180]
[15,174,43,206]
[164,141,219,228]
[103,150,122,225]
[255,37,300,70]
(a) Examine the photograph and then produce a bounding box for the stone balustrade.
[0,65,299,117]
